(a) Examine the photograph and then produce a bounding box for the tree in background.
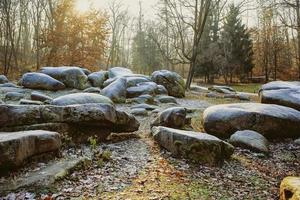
[107,0,130,68]
[131,3,163,74]
[221,3,254,83]
[41,0,108,71]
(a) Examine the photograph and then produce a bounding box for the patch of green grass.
[196,83,262,94]
[230,84,261,94]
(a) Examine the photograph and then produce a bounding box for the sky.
[75,0,159,19]
[75,0,257,27]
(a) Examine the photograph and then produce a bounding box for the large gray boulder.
[229,130,269,154]
[88,71,108,88]
[260,88,300,111]
[108,67,133,78]
[0,104,140,134]
[0,130,61,171]
[101,78,127,103]
[20,72,66,91]
[0,75,9,84]
[126,76,151,87]
[151,107,188,129]
[151,70,185,98]
[52,93,113,106]
[103,74,150,88]
[40,66,90,90]
[151,126,234,166]
[127,82,158,98]
[203,103,300,139]
[260,81,300,91]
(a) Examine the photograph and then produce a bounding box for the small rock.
[156,95,177,104]
[0,75,9,84]
[206,92,219,98]
[5,92,25,101]
[229,130,269,154]
[31,92,53,102]
[20,99,44,105]
[132,94,156,105]
[209,85,236,94]
[131,104,158,111]
[131,108,148,116]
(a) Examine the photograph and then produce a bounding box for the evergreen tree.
[221,4,254,82]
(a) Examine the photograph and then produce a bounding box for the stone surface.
[156,95,177,104]
[229,130,269,153]
[131,103,159,111]
[151,70,185,98]
[127,82,158,98]
[31,92,53,103]
[0,75,9,84]
[156,85,168,95]
[132,94,156,105]
[126,76,151,87]
[151,126,234,166]
[88,71,108,88]
[20,99,44,105]
[190,85,209,93]
[40,66,90,90]
[280,177,300,200]
[0,157,87,193]
[0,82,19,88]
[261,81,300,91]
[209,85,236,94]
[20,72,66,91]
[131,108,148,116]
[0,130,61,171]
[260,88,300,111]
[83,87,102,94]
[0,104,140,134]
[295,138,300,145]
[206,92,219,98]
[108,67,133,78]
[51,93,113,106]
[5,92,25,101]
[102,78,127,103]
[203,103,300,139]
[236,93,251,101]
[151,107,188,129]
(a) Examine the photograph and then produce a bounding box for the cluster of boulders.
[202,81,300,155]
[0,66,187,174]
[191,85,251,101]
[17,66,185,102]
